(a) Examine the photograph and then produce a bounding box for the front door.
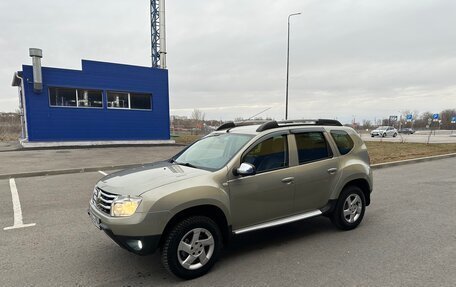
[228,134,295,230]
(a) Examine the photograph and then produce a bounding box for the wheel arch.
[160,204,231,247]
[341,178,371,206]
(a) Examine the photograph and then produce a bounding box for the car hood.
[97,161,211,196]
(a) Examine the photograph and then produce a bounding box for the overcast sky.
[1,0,455,123]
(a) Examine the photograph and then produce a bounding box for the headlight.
[111,196,142,217]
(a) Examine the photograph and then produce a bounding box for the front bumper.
[103,229,160,255]
[88,201,170,255]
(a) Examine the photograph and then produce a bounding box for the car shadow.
[222,216,336,261]
[92,216,339,285]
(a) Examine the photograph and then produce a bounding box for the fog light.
[127,240,143,251]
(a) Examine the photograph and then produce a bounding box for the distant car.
[371,126,398,137]
[398,128,415,134]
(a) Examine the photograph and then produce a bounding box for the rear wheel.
[382,133,386,137]
[393,133,397,137]
[161,216,222,279]
[331,186,366,230]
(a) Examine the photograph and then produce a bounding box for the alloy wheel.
[177,228,215,270]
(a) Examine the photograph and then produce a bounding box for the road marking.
[3,178,36,231]
[98,171,108,176]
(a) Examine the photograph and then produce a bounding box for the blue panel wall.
[21,60,170,141]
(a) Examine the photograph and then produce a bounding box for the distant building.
[12,53,173,147]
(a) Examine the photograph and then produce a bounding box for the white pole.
[159,0,167,69]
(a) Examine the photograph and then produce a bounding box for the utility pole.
[285,12,301,120]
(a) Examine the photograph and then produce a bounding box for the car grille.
[93,187,118,215]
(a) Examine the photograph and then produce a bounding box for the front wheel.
[382,133,386,137]
[161,216,223,279]
[330,186,366,230]
[393,133,397,137]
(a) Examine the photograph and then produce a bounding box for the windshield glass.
[378,126,389,130]
[173,133,254,171]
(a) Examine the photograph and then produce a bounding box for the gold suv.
[88,119,373,279]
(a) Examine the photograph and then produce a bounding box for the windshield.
[173,133,254,171]
[377,126,389,130]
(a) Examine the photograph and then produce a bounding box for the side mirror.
[235,163,255,176]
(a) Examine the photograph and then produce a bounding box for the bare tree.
[191,109,205,130]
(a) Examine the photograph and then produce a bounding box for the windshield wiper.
[172,160,198,169]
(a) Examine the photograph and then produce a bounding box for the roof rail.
[216,121,235,131]
[257,119,342,132]
[216,120,269,131]
[217,119,343,132]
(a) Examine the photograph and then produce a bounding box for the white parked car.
[371,126,398,137]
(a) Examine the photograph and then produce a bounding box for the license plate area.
[89,210,101,230]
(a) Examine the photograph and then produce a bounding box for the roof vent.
[29,48,43,93]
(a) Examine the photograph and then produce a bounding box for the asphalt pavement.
[0,145,183,176]
[0,158,455,286]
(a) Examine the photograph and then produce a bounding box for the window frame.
[106,91,152,111]
[292,131,334,165]
[240,132,291,175]
[48,87,104,109]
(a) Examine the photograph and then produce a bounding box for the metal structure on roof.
[150,0,167,69]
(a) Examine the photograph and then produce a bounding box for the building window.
[77,89,103,108]
[49,87,103,108]
[107,91,152,110]
[49,88,76,107]
[107,92,129,108]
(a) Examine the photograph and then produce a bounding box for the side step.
[233,210,322,235]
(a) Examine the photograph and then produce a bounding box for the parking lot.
[361,130,456,144]
[1,156,455,286]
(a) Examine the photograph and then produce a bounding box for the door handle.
[281,177,295,184]
[327,168,338,175]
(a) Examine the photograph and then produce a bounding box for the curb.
[1,152,455,180]
[371,152,456,169]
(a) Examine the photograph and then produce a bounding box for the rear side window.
[295,132,332,164]
[330,130,354,155]
[243,135,289,173]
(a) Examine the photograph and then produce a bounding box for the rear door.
[288,130,340,212]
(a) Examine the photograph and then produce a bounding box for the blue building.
[12,57,173,147]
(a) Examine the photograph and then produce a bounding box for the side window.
[295,132,332,164]
[330,130,354,155]
[243,135,288,173]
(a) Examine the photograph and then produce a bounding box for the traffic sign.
[406,114,413,122]
[389,115,398,122]
[432,113,439,121]
[451,116,456,124]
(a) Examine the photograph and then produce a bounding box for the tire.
[161,216,223,279]
[371,135,374,138]
[330,186,366,230]
[393,133,397,137]
[382,133,386,138]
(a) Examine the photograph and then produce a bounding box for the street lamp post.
[285,12,301,120]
